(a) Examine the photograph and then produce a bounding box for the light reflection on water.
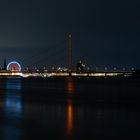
[66,77,74,139]
[4,78,22,140]
[5,79,22,115]
[0,78,139,139]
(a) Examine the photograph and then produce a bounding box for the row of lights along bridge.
[0,59,136,73]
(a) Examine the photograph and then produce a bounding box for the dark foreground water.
[0,77,140,140]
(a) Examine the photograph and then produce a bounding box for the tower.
[68,33,72,76]
[3,58,7,70]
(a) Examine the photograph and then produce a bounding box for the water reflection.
[66,77,74,139]
[4,78,22,140]
[66,77,74,95]
[67,100,73,135]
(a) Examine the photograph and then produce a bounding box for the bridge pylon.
[68,33,72,76]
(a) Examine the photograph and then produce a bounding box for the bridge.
[0,70,133,78]
[1,33,136,78]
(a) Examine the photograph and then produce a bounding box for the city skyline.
[0,0,140,69]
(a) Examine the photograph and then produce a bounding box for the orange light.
[67,101,73,131]
[66,77,74,95]
[66,77,74,139]
[66,100,73,139]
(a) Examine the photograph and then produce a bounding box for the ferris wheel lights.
[7,61,21,72]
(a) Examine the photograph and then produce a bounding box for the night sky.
[0,0,140,70]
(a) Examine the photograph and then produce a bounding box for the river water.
[0,77,140,140]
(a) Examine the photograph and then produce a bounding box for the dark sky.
[0,0,140,70]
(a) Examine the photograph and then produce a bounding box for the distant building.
[2,58,7,70]
[76,60,86,72]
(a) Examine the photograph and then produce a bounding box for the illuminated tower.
[68,33,72,76]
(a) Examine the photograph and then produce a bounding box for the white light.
[7,61,21,71]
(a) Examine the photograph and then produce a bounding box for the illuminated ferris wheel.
[7,61,21,72]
